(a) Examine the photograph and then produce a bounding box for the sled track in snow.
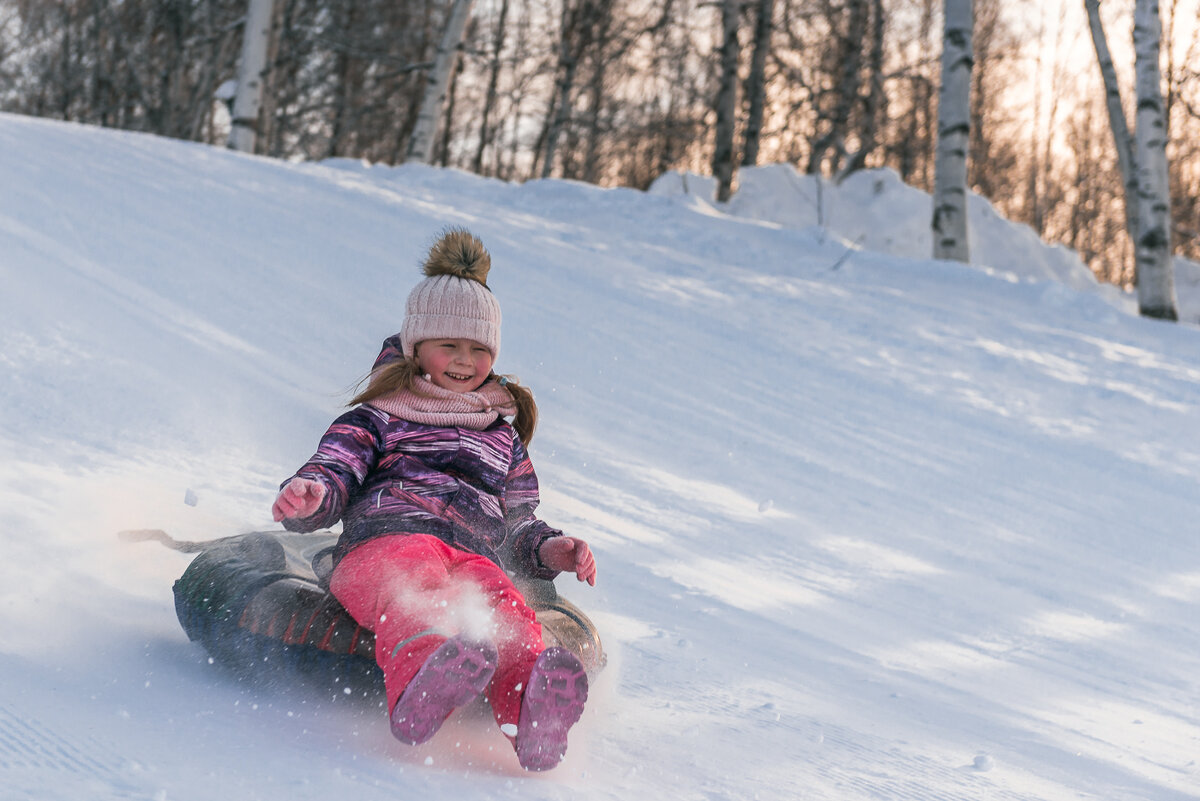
[0,704,142,798]
[0,705,117,775]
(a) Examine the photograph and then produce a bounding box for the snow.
[1,110,1199,800]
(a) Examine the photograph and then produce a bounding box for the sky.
[1,111,1199,801]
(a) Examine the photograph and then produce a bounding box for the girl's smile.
[416,338,494,392]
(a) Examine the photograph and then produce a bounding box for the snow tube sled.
[128,529,605,691]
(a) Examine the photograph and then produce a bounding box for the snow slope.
[1,111,1198,801]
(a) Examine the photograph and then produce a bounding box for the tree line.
[2,0,1198,307]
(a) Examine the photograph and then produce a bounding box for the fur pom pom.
[423,228,491,286]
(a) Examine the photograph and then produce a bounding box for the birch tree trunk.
[227,0,275,153]
[712,0,741,203]
[1084,0,1137,243]
[740,0,773,168]
[932,0,973,262]
[407,0,474,164]
[1132,0,1178,319]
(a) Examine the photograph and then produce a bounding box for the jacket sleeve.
[502,433,563,581]
[280,407,383,532]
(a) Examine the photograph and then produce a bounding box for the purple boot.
[515,647,589,771]
[390,635,498,745]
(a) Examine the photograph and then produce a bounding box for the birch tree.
[931,0,973,262]
[1084,0,1137,240]
[228,0,275,153]
[1132,0,1178,319]
[407,0,474,164]
[712,0,741,202]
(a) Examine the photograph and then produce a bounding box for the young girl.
[271,229,597,772]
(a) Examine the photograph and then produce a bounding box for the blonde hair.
[349,354,538,445]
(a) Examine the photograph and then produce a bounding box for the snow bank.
[651,164,1143,306]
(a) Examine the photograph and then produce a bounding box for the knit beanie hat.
[400,229,501,361]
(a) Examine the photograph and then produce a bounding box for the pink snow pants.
[329,533,544,732]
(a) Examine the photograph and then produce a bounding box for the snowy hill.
[1,111,1199,801]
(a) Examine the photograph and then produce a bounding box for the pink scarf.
[367,377,517,430]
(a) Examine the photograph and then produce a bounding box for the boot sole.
[390,636,498,745]
[516,647,588,771]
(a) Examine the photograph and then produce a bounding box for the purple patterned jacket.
[280,337,561,580]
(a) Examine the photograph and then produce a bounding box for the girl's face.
[415,338,494,393]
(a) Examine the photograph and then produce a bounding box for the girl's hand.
[272,478,326,522]
[538,536,597,586]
